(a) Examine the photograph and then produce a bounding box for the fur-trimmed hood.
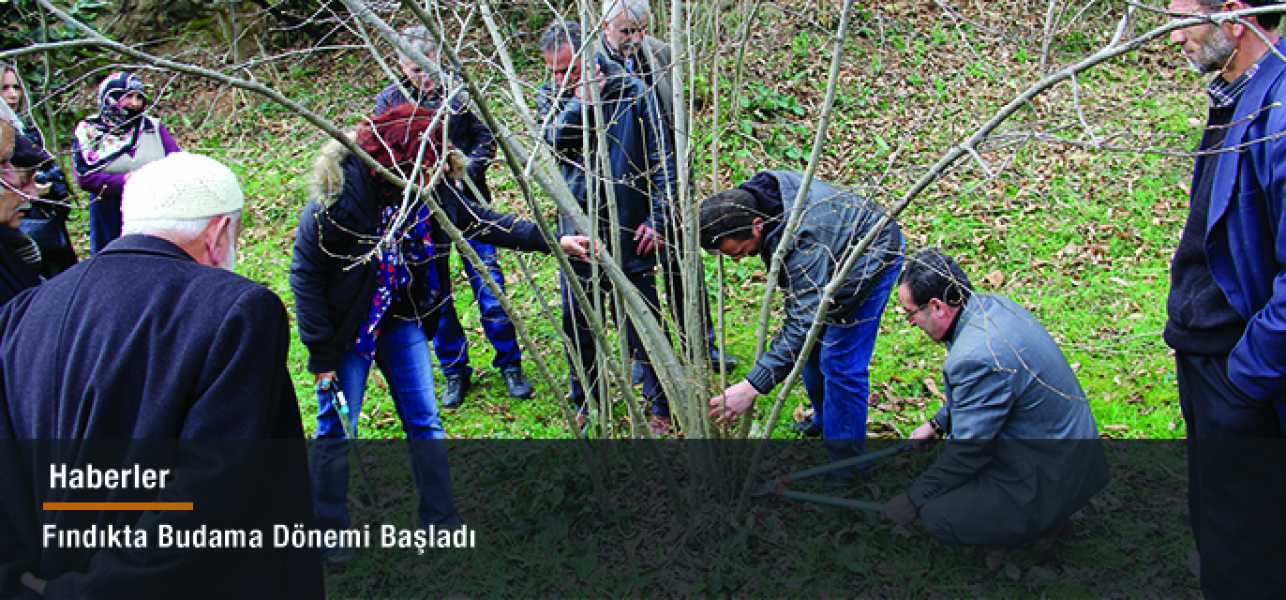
[309,132,468,208]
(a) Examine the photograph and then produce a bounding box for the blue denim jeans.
[88,195,123,255]
[800,254,903,460]
[311,319,459,532]
[432,239,522,377]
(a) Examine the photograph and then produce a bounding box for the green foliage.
[747,83,805,117]
[1,0,113,134]
[44,2,1200,445]
[790,31,814,58]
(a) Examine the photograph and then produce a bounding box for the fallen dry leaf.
[923,378,946,401]
[985,269,1004,287]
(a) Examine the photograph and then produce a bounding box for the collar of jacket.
[1207,36,1286,237]
[601,36,627,67]
[400,78,453,109]
[754,191,790,266]
[311,136,356,208]
[594,53,637,102]
[97,233,196,263]
[946,294,983,349]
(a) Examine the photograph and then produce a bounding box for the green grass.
[37,3,1218,595]
[55,3,1202,443]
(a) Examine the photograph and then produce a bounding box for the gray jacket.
[639,36,674,147]
[604,35,673,144]
[909,295,1108,530]
[745,171,903,393]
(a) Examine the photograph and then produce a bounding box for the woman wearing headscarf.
[71,71,180,253]
[2,63,78,275]
[291,103,587,547]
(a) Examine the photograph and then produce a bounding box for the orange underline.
[43,502,194,511]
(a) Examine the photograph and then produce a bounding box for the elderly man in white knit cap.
[0,152,322,599]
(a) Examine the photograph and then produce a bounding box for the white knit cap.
[122,152,244,222]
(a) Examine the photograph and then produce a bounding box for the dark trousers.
[88,195,122,255]
[659,246,716,354]
[561,267,669,417]
[432,239,522,377]
[1175,351,1286,599]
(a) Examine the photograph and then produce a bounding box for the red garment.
[355,103,449,173]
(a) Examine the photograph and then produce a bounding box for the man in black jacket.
[599,0,737,376]
[0,152,321,599]
[539,20,679,434]
[702,172,903,460]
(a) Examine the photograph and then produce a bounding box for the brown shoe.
[648,414,673,437]
[574,412,589,432]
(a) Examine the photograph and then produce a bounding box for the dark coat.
[745,171,904,393]
[1204,38,1286,404]
[538,55,676,275]
[16,117,78,278]
[0,235,321,599]
[290,148,549,374]
[603,35,675,153]
[0,227,40,307]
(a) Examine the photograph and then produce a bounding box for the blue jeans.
[88,195,123,255]
[432,240,522,377]
[311,319,459,532]
[800,255,903,460]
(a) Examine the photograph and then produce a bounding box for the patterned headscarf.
[96,71,148,129]
[74,72,155,173]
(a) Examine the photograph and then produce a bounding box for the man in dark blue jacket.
[374,26,532,407]
[1165,1,1286,596]
[0,153,320,598]
[539,19,678,434]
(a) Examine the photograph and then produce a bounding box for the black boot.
[501,365,533,399]
[440,371,471,410]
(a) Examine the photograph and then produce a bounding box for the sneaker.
[501,365,533,399]
[440,372,471,410]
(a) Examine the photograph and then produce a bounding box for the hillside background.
[7,1,1208,440]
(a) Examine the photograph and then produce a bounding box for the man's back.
[944,294,1098,440]
[912,294,1106,545]
[0,235,297,439]
[0,235,319,599]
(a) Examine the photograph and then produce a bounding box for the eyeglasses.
[903,303,929,323]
